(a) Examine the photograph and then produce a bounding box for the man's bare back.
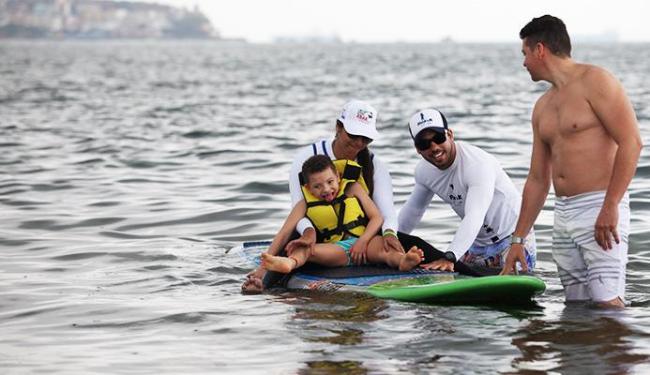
[534,64,619,196]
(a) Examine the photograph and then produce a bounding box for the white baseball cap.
[338,99,379,140]
[408,108,448,139]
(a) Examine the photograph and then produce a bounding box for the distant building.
[0,0,219,39]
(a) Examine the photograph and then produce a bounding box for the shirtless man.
[501,15,642,308]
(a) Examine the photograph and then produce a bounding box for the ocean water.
[1,40,649,374]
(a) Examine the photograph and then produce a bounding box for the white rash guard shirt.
[398,141,521,260]
[289,138,398,235]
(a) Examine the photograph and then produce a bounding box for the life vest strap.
[341,216,369,233]
[340,162,361,181]
[318,226,343,242]
[305,200,331,208]
[317,216,368,242]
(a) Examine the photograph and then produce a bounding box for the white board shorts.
[553,191,630,303]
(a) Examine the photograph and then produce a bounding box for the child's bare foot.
[260,253,297,273]
[399,246,425,271]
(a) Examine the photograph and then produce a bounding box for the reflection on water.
[512,305,650,374]
[288,292,388,323]
[282,292,388,347]
[268,292,390,374]
[299,360,367,375]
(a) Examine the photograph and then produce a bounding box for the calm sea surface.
[1,41,650,374]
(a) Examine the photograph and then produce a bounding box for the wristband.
[383,229,397,238]
[511,235,526,245]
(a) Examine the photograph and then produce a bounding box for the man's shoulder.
[579,63,609,77]
[534,89,554,108]
[457,142,501,179]
[414,159,432,173]
[532,89,558,122]
[414,159,440,180]
[590,66,622,94]
[457,141,496,162]
[572,63,617,90]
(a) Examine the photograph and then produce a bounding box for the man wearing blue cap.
[398,108,536,273]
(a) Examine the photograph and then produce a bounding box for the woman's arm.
[370,156,398,233]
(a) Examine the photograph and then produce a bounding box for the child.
[261,155,424,274]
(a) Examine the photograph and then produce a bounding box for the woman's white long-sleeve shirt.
[398,141,521,260]
[289,138,398,235]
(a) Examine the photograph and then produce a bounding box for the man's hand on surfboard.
[500,243,527,275]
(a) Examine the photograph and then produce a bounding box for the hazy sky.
[152,0,650,43]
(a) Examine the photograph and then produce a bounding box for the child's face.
[306,167,340,202]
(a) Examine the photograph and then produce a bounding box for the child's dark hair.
[302,155,337,184]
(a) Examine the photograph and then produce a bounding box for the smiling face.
[305,167,340,202]
[334,122,373,160]
[415,128,456,170]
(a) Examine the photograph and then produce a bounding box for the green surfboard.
[367,275,546,304]
[236,241,546,304]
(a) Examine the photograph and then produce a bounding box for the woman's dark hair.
[520,15,571,58]
[336,120,374,196]
[356,146,374,197]
[301,154,337,184]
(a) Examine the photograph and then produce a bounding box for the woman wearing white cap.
[242,100,476,293]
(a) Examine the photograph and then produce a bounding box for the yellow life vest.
[300,159,369,243]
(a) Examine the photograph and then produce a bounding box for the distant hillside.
[0,0,219,39]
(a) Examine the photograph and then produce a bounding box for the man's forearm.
[604,140,642,207]
[514,178,550,237]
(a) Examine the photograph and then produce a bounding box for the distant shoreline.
[0,0,218,40]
